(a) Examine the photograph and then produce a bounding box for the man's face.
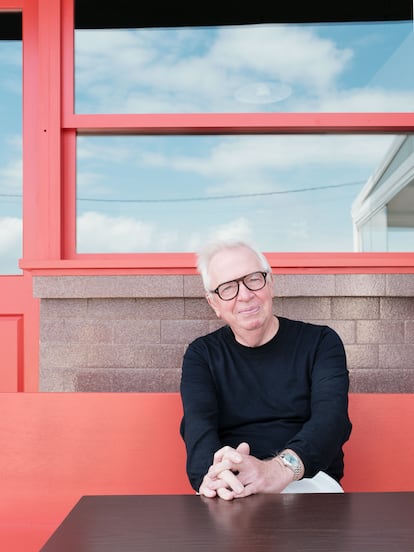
[206,246,274,334]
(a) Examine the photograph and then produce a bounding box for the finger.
[208,458,234,475]
[236,442,250,455]
[199,486,217,498]
[214,449,244,466]
[216,486,236,500]
[199,476,219,498]
[213,445,238,464]
[233,483,256,499]
[218,469,244,494]
[201,473,233,492]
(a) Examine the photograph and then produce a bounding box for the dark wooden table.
[39,492,414,552]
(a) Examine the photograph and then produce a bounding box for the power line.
[0,180,362,204]
[77,181,362,203]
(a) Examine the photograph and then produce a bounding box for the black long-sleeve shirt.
[179,316,352,492]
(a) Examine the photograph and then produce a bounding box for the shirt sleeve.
[179,338,223,491]
[284,326,352,480]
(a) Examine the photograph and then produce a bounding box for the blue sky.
[0,20,413,272]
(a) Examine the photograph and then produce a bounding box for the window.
[0,12,22,274]
[76,133,413,254]
[75,21,414,115]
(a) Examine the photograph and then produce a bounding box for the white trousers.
[282,471,344,493]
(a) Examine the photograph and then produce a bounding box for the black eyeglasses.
[211,271,268,301]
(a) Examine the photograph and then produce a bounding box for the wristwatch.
[277,450,304,481]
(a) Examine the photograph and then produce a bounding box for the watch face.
[283,453,298,467]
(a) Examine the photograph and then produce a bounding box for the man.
[180,238,352,500]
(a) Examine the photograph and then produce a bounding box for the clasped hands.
[198,442,294,500]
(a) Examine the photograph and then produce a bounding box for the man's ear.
[206,293,221,318]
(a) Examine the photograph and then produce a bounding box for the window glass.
[0,35,22,273]
[76,133,414,253]
[75,20,414,114]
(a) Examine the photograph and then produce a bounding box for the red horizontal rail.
[64,112,414,134]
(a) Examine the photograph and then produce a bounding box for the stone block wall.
[33,274,414,393]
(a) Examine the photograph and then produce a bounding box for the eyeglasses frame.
[211,271,269,301]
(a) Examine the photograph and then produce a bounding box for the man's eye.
[221,283,236,294]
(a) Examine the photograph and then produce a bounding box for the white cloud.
[76,210,257,255]
[77,137,131,162]
[206,218,254,243]
[77,211,178,252]
[74,24,354,113]
[183,217,255,255]
[0,157,22,193]
[210,25,352,91]
[0,135,22,194]
[135,134,394,178]
[0,217,22,273]
[296,88,414,112]
[76,132,396,203]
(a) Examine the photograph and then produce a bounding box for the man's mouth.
[238,305,260,315]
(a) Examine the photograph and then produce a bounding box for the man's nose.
[237,282,255,300]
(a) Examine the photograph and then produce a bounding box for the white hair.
[197,238,271,291]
